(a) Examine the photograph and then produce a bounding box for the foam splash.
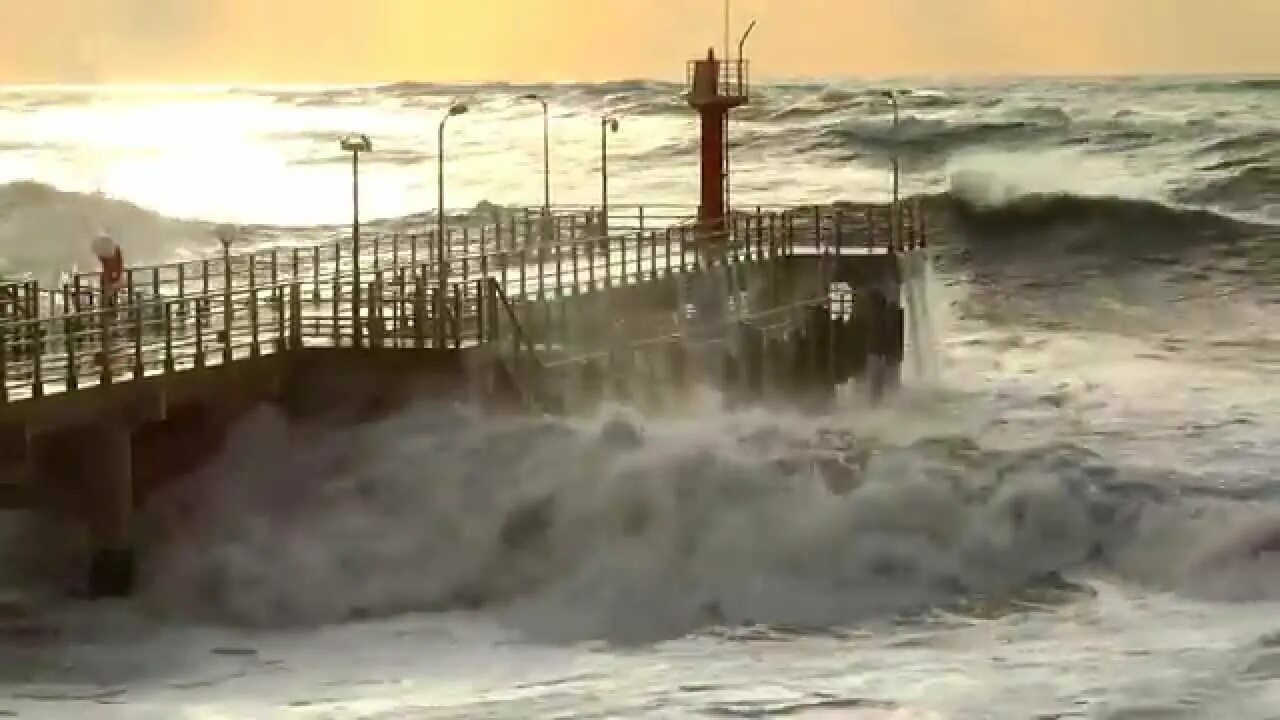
[945,149,1169,209]
[119,393,1175,642]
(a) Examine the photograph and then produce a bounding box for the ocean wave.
[812,118,1057,157]
[1176,164,1280,211]
[70,390,1263,642]
[1196,129,1280,157]
[0,181,213,278]
[942,189,1264,243]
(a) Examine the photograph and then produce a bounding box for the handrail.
[2,203,925,407]
[543,293,833,369]
[487,278,542,370]
[485,277,548,411]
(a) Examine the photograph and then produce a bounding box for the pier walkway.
[1,202,925,411]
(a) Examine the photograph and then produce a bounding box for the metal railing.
[686,58,750,101]
[1,201,926,406]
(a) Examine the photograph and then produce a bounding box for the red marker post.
[92,233,124,305]
[91,233,124,373]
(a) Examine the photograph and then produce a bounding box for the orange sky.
[2,0,1278,83]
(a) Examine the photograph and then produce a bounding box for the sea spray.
[127,394,1159,641]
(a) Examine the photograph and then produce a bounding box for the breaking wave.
[111,394,1280,643]
[0,181,213,280]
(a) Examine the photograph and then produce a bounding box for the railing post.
[0,323,7,404]
[554,235,563,296]
[572,241,580,292]
[475,278,485,344]
[649,232,657,279]
[30,319,43,398]
[413,271,426,349]
[131,304,145,377]
[201,259,210,297]
[462,227,471,290]
[289,282,303,350]
[164,303,175,374]
[634,232,642,281]
[275,285,286,352]
[754,207,763,262]
[194,303,205,368]
[367,280,381,348]
[332,278,341,346]
[537,244,546,301]
[63,315,77,390]
[451,283,463,349]
[605,234,613,288]
[835,210,843,256]
[249,288,260,358]
[587,236,596,290]
[432,284,444,349]
[499,242,509,294]
[131,301,145,376]
[312,246,321,303]
[519,247,528,301]
[490,279,502,344]
[223,253,233,366]
[393,268,404,344]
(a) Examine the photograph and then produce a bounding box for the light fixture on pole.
[340,133,373,347]
[437,101,469,284]
[519,93,552,223]
[601,115,620,239]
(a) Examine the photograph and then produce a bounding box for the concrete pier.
[0,35,935,597]
[87,418,134,598]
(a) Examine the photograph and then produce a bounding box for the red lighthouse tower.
[687,48,749,242]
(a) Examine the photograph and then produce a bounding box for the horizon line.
[2,70,1278,91]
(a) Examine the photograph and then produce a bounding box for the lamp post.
[215,223,237,359]
[881,90,902,249]
[340,133,372,347]
[437,101,469,284]
[519,93,552,224]
[601,115,620,238]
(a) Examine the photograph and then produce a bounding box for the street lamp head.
[607,117,621,133]
[215,223,238,250]
[519,93,548,110]
[340,134,373,153]
[448,102,469,117]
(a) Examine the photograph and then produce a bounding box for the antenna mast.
[724,0,730,61]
